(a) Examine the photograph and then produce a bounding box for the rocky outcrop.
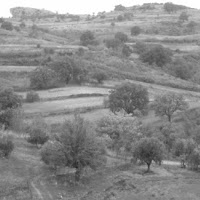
[10,7,55,18]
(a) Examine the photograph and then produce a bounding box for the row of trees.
[107,82,188,122]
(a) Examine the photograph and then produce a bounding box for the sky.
[1,0,200,17]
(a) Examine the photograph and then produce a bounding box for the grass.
[1,133,200,200]
[23,96,105,115]
[18,86,110,100]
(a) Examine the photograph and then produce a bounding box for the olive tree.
[108,83,149,116]
[133,137,165,172]
[41,115,106,181]
[152,92,189,122]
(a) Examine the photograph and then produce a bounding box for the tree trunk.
[75,168,81,182]
[147,163,151,172]
[168,115,171,122]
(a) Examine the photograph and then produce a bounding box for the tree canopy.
[108,83,149,116]
[152,92,189,122]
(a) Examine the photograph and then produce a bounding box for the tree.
[108,83,149,115]
[0,87,22,129]
[167,58,193,80]
[0,87,22,110]
[179,12,189,22]
[122,45,132,57]
[80,30,95,46]
[92,70,107,84]
[187,21,197,32]
[41,115,106,181]
[133,137,165,172]
[1,21,13,31]
[131,26,142,36]
[0,131,14,158]
[30,67,60,89]
[140,45,172,67]
[152,92,189,122]
[96,115,141,153]
[48,57,73,84]
[114,32,128,43]
[114,4,126,11]
[26,117,49,148]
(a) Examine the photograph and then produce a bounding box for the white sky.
[1,0,200,17]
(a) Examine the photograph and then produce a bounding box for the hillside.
[1,2,200,200]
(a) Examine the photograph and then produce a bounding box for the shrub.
[92,70,107,84]
[122,45,132,57]
[179,12,189,22]
[25,91,40,103]
[105,38,121,49]
[30,67,60,90]
[166,58,193,80]
[134,42,147,54]
[19,22,26,28]
[1,21,13,31]
[133,137,165,171]
[44,48,55,55]
[80,30,95,46]
[108,82,149,115]
[0,131,14,158]
[140,45,172,67]
[41,114,106,181]
[48,57,73,84]
[36,44,41,48]
[114,32,128,43]
[131,26,142,36]
[0,18,4,23]
[96,115,141,153]
[26,117,49,147]
[117,15,125,22]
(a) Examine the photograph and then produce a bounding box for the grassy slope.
[1,133,200,200]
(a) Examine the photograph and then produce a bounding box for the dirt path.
[31,181,44,200]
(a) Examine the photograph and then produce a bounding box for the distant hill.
[10,7,55,19]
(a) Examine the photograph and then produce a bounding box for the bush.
[92,70,107,84]
[30,67,60,90]
[122,45,132,57]
[19,22,26,28]
[109,82,149,115]
[117,15,125,22]
[105,38,121,49]
[80,30,96,46]
[44,48,55,55]
[25,91,40,103]
[0,87,22,110]
[115,32,128,43]
[140,45,172,67]
[179,12,189,22]
[1,21,13,31]
[26,117,49,147]
[166,58,193,80]
[131,26,142,36]
[0,131,14,158]
[96,115,141,153]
